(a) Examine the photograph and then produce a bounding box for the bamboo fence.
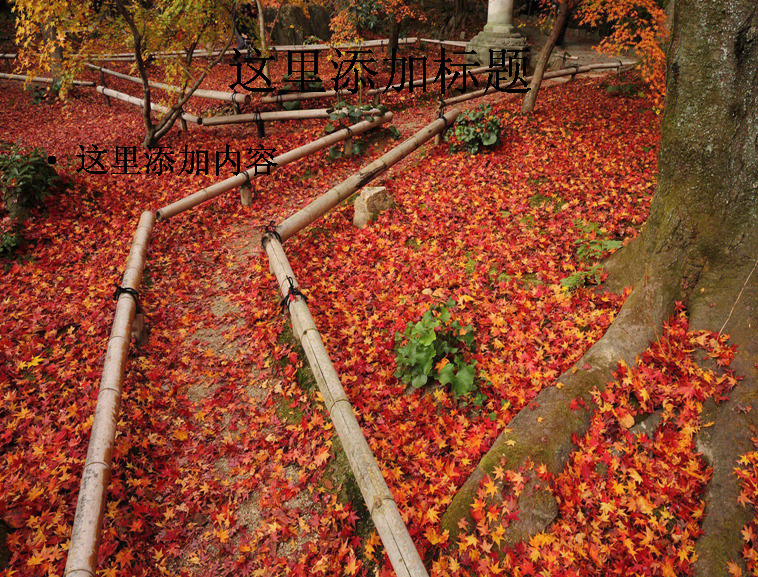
[0,72,95,86]
[156,111,393,220]
[95,86,203,124]
[259,112,459,577]
[274,109,459,242]
[64,211,155,577]
[200,106,382,126]
[441,60,635,106]
[260,65,492,105]
[263,237,429,577]
[86,63,249,104]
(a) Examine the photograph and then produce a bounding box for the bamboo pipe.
[419,38,467,47]
[274,109,459,243]
[155,111,393,221]
[262,237,429,577]
[441,61,635,106]
[0,72,95,86]
[86,63,249,104]
[260,65,492,105]
[96,86,202,125]
[64,211,155,577]
[200,106,383,126]
[272,37,418,53]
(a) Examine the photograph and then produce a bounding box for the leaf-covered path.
[4,62,744,577]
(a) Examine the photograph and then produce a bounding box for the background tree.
[13,0,241,148]
[522,0,668,113]
[444,0,758,573]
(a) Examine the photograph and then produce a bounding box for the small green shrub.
[573,220,623,262]
[0,143,62,220]
[325,102,388,158]
[0,143,64,257]
[446,103,501,154]
[560,265,605,292]
[394,299,478,397]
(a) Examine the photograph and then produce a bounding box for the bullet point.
[47,155,57,165]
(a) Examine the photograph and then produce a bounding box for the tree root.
[441,261,678,542]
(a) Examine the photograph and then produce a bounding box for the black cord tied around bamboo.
[280,276,307,314]
[113,283,141,313]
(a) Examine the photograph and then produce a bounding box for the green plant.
[0,143,62,221]
[0,143,64,257]
[325,102,388,158]
[445,103,501,154]
[394,299,478,397]
[560,264,605,291]
[573,220,623,262]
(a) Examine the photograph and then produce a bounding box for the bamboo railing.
[156,111,393,220]
[260,111,459,577]
[0,72,95,86]
[86,63,249,104]
[64,211,155,577]
[95,86,203,124]
[441,60,635,106]
[260,65,492,105]
[63,103,454,577]
[200,106,383,126]
[274,110,459,242]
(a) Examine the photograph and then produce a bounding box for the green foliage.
[573,220,623,262]
[446,104,501,154]
[560,264,605,292]
[0,143,62,220]
[394,299,478,398]
[325,102,388,158]
[0,143,64,257]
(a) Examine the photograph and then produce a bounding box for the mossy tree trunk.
[443,1,758,574]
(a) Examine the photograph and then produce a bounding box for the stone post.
[466,0,528,73]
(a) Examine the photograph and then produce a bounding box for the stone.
[240,182,253,207]
[353,186,393,229]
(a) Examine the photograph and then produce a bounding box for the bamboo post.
[262,236,429,577]
[99,70,110,106]
[155,112,393,221]
[240,182,253,206]
[273,109,459,243]
[64,211,155,577]
[95,86,202,125]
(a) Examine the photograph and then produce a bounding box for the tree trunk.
[521,0,570,114]
[387,15,400,56]
[442,1,758,573]
[255,0,270,80]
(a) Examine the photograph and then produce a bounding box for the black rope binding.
[113,283,141,313]
[279,276,307,314]
[261,220,282,244]
[437,102,448,128]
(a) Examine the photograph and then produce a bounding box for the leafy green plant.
[0,143,62,220]
[0,143,64,257]
[394,299,478,397]
[325,102,388,158]
[573,220,623,262]
[445,103,501,154]
[560,264,605,291]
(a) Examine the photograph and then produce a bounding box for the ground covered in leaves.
[2,55,755,577]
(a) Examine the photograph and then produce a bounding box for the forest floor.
[1,34,756,577]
